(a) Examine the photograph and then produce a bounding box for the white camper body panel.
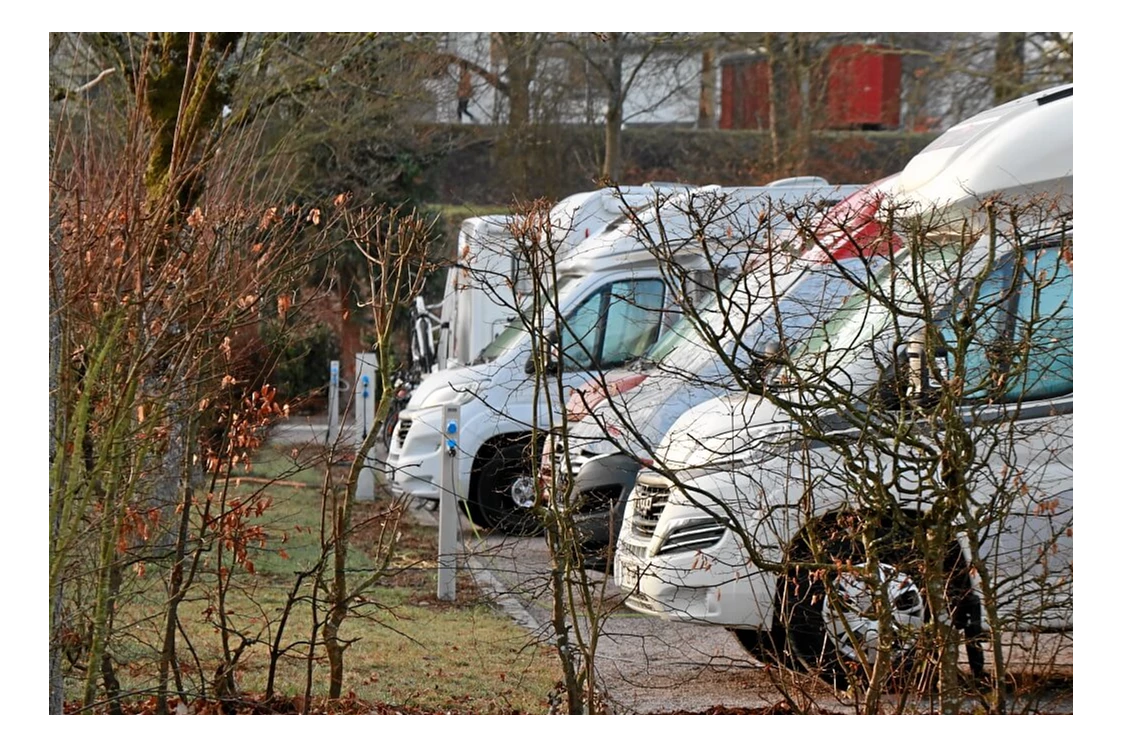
[891,84,1072,220]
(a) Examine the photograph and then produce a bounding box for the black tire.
[466,442,543,536]
[580,546,611,572]
[776,514,929,690]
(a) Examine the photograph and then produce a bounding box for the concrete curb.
[406,499,543,632]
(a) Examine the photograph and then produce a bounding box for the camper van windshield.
[792,245,961,374]
[474,318,527,365]
[641,275,741,366]
[474,275,583,364]
[641,262,838,375]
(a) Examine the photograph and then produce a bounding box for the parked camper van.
[433,185,694,373]
[392,185,692,449]
[387,180,861,533]
[613,84,1073,685]
[552,174,902,567]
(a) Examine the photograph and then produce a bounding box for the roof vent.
[766,176,828,187]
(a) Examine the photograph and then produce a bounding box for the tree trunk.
[601,34,625,183]
[697,47,716,129]
[994,32,1025,104]
[324,609,347,700]
[49,581,64,714]
[496,33,539,196]
[49,219,64,715]
[500,33,535,131]
[82,515,116,708]
[765,34,783,174]
[99,561,123,714]
[338,277,363,392]
[550,565,584,714]
[156,415,200,714]
[325,480,349,700]
[790,34,812,174]
[765,33,813,176]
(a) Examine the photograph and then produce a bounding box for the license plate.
[617,558,640,593]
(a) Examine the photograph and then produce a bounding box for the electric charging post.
[437,403,460,601]
[355,352,379,501]
[327,360,340,445]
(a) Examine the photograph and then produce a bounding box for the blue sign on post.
[446,419,458,455]
[355,352,379,502]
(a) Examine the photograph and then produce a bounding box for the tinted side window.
[560,289,605,370]
[558,279,666,371]
[600,279,666,368]
[1006,246,1073,401]
[939,242,1072,404]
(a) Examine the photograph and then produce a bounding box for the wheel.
[580,546,611,572]
[776,515,928,689]
[467,442,543,536]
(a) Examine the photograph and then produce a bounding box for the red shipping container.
[720,55,773,130]
[826,44,901,129]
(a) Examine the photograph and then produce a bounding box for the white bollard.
[437,402,460,601]
[327,360,340,445]
[354,352,379,502]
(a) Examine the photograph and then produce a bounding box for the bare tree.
[557,33,705,182]
[318,204,437,699]
[49,31,441,714]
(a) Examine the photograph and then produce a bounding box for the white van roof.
[456,183,696,263]
[556,182,862,276]
[548,182,694,252]
[893,83,1072,217]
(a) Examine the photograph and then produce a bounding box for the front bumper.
[569,452,642,557]
[386,407,447,501]
[614,529,776,628]
[612,475,778,629]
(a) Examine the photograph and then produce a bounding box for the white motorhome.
[614,84,1073,685]
[388,180,862,533]
[555,174,902,566]
[433,184,693,372]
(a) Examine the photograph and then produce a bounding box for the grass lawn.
[65,441,561,714]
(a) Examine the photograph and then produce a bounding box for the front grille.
[631,479,671,539]
[620,538,649,559]
[576,485,620,514]
[656,519,727,556]
[396,417,412,449]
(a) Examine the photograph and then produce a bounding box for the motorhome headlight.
[678,456,755,481]
[677,425,789,480]
[419,382,480,409]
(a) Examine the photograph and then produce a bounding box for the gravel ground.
[415,501,1073,715]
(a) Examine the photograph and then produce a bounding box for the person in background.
[457,63,477,123]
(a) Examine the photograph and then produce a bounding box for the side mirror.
[524,356,560,375]
[525,330,562,375]
[748,340,782,390]
[899,330,948,409]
